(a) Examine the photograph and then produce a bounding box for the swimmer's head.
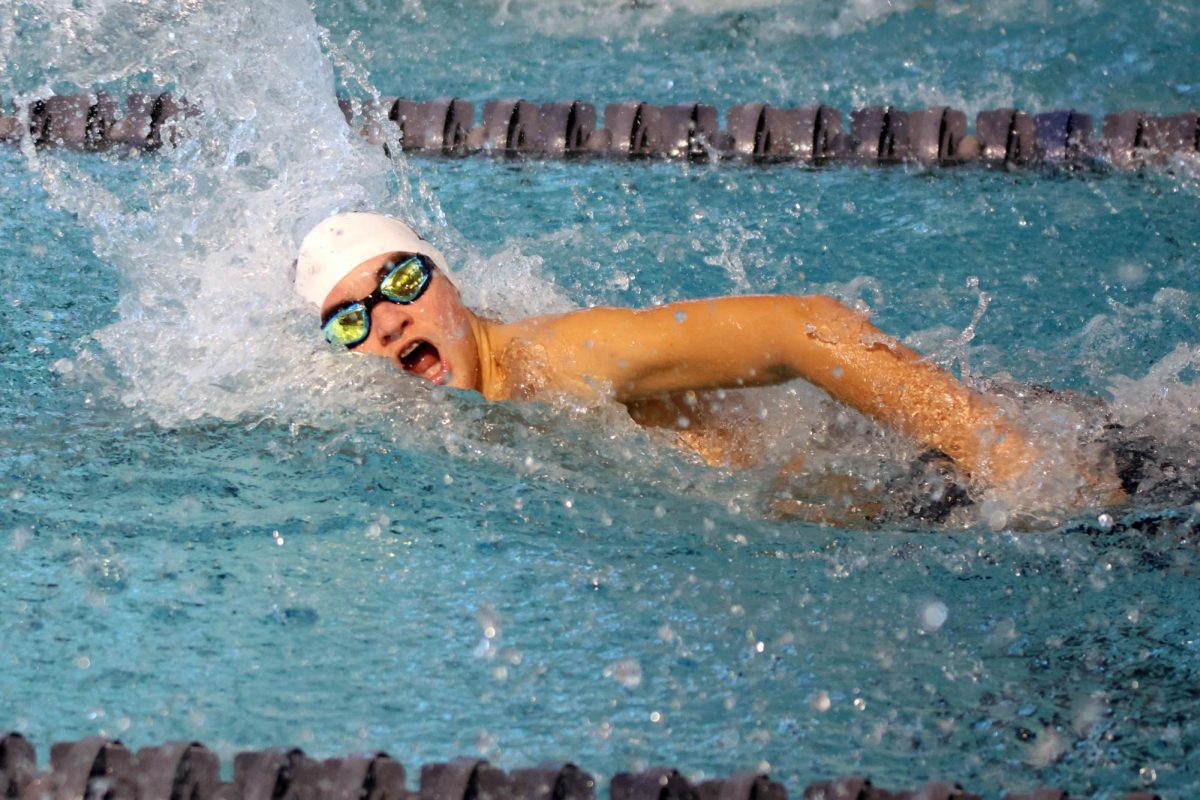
[297,212,481,390]
[295,212,450,307]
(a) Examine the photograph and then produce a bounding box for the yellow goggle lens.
[323,305,369,347]
[380,257,429,302]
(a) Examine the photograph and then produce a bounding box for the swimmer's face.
[321,252,481,391]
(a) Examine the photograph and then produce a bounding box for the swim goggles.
[321,254,434,348]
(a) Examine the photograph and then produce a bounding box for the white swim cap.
[295,212,449,307]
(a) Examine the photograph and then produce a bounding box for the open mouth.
[398,339,448,385]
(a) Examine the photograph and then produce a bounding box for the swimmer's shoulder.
[479,310,619,402]
[485,306,633,362]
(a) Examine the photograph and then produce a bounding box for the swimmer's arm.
[528,295,1041,484]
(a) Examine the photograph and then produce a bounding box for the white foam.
[6,1,447,425]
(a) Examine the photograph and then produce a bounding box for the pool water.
[2,0,1199,796]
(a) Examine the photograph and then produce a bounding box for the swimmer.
[297,212,1126,521]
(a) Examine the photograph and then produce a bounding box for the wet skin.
[322,252,1125,502]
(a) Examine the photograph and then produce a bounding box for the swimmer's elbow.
[779,294,872,351]
[734,294,872,386]
[791,293,862,322]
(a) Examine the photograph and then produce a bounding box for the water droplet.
[606,659,643,689]
[10,526,31,551]
[1113,261,1142,286]
[475,730,498,755]
[919,601,949,632]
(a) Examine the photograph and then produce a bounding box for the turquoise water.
[3,1,1200,797]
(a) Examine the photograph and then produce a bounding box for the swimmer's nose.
[368,303,412,348]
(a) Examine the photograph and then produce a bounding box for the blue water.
[3,1,1200,797]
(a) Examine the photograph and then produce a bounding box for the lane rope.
[0,731,1166,799]
[1,91,1196,169]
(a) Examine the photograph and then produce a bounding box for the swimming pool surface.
[2,0,1199,796]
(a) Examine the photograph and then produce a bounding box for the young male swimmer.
[297,212,1124,516]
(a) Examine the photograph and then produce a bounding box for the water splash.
[3,0,569,429]
[3,1,388,423]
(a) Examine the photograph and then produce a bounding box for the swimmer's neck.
[468,311,506,400]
